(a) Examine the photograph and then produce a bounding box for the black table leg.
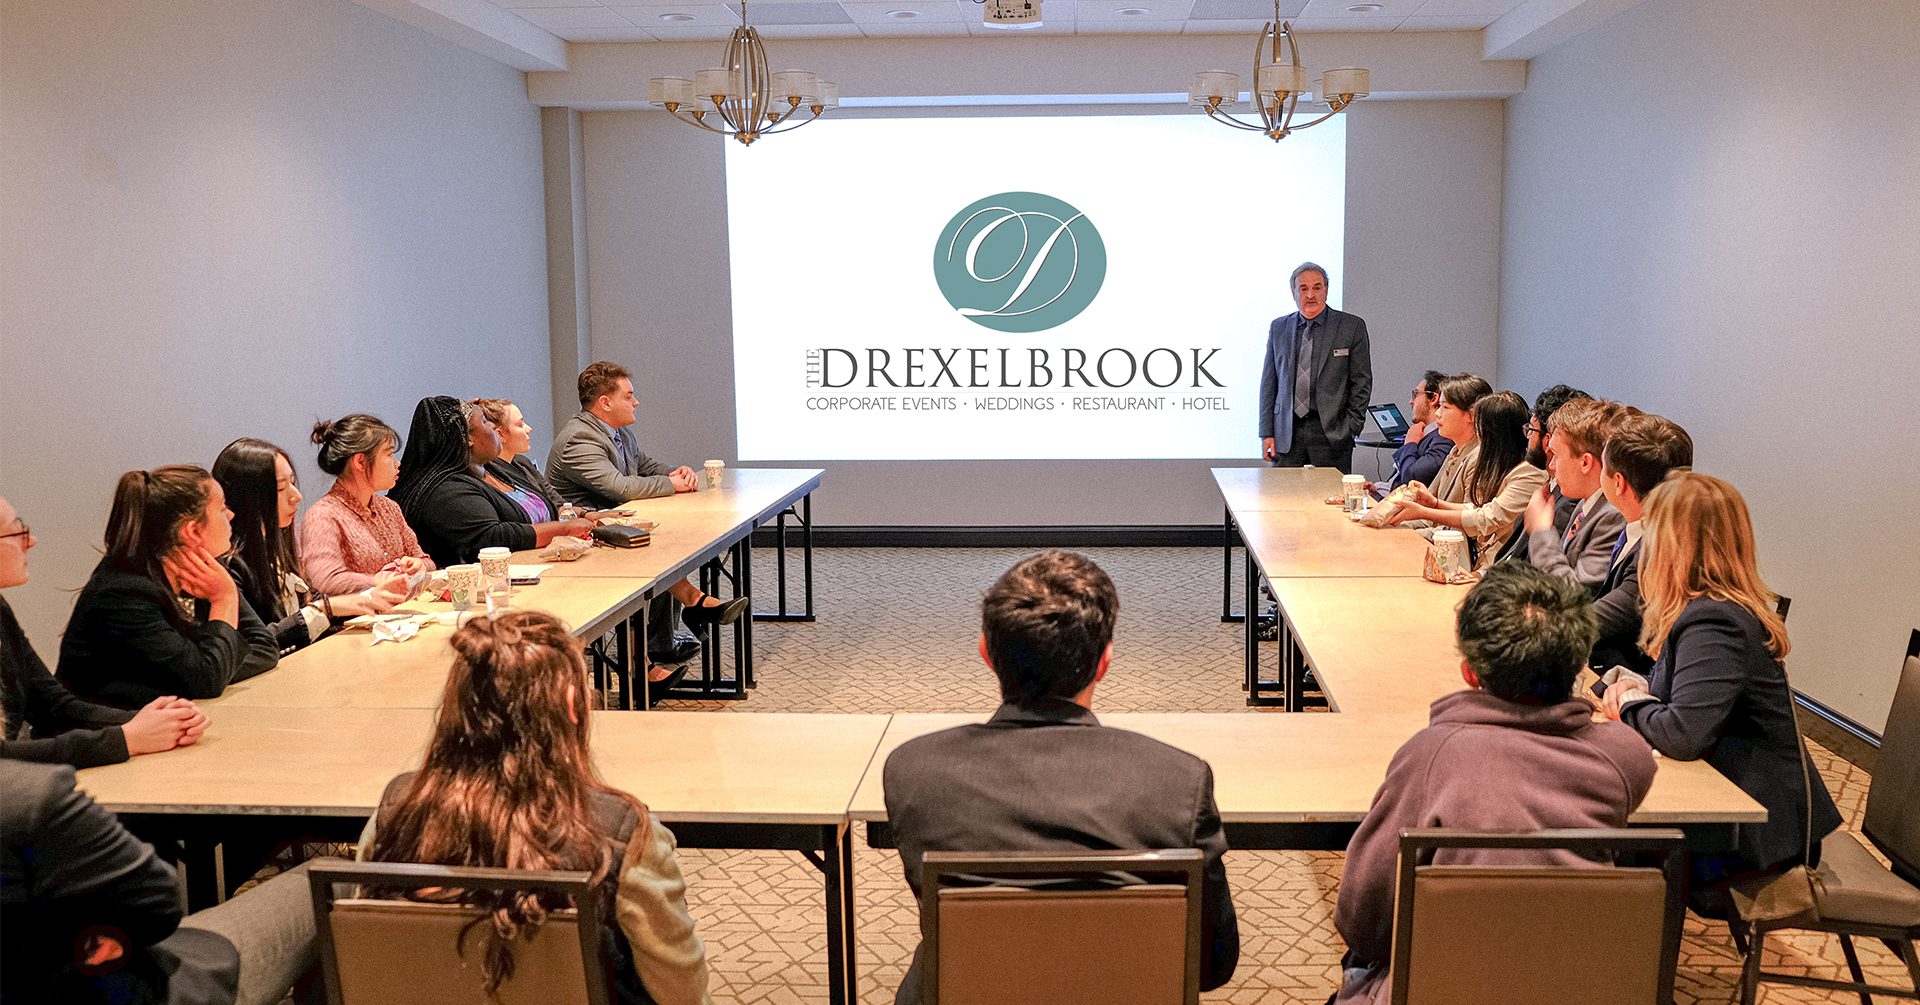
[1221,506,1245,623]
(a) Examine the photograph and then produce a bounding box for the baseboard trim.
[750,525,1222,549]
[1795,690,1881,772]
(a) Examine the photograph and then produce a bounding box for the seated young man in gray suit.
[546,361,748,675]
[1330,563,1655,1005]
[1588,413,1694,674]
[1522,397,1628,589]
[882,551,1239,1005]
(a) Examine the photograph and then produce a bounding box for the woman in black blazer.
[58,466,279,706]
[1604,471,1841,892]
[211,438,413,656]
[390,397,594,568]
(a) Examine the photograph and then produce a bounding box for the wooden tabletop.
[1236,505,1431,579]
[207,576,651,710]
[1262,577,1472,715]
[847,712,1765,826]
[518,468,823,583]
[80,706,890,826]
[1212,466,1347,512]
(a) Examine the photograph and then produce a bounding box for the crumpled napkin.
[370,619,422,645]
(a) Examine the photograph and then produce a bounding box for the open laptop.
[1366,402,1411,441]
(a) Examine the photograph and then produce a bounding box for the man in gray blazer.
[882,551,1239,1005]
[1525,397,1627,589]
[547,360,698,508]
[545,361,749,668]
[1258,262,1373,472]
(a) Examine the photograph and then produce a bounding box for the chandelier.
[1187,0,1369,142]
[646,4,839,146]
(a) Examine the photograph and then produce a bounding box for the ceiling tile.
[857,19,970,33]
[1189,0,1305,19]
[722,1,854,23]
[622,4,740,25]
[558,26,665,39]
[1289,14,1406,29]
[1407,0,1518,14]
[496,0,597,9]
[1182,16,1272,32]
[515,6,639,28]
[1077,19,1185,31]
[1076,0,1193,20]
[642,21,745,37]
[752,22,866,34]
[1396,13,1490,29]
[1301,0,1422,17]
[841,1,969,23]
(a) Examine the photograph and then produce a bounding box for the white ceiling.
[492,0,1528,41]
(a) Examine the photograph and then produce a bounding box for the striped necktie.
[1563,503,1583,546]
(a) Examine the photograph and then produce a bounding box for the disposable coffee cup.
[447,564,481,612]
[477,547,512,605]
[1341,474,1366,512]
[703,459,725,489]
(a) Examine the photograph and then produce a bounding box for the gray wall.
[580,98,1506,526]
[1500,0,1920,730]
[0,0,552,652]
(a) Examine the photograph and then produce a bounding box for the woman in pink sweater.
[298,414,433,595]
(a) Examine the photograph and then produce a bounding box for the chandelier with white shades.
[1187,0,1369,142]
[647,4,839,146]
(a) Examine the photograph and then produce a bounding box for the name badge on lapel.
[1333,348,1351,357]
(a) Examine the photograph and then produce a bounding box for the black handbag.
[591,524,651,549]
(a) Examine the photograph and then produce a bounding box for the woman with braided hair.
[360,610,712,1004]
[391,396,594,567]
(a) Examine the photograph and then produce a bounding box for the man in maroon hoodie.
[1330,562,1657,1004]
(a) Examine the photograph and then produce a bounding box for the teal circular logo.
[933,192,1106,333]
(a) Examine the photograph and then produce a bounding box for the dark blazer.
[1,761,240,1004]
[1621,598,1843,875]
[1589,538,1650,673]
[58,560,278,707]
[487,456,565,519]
[400,469,539,568]
[881,699,1239,1005]
[1257,307,1373,451]
[1,596,134,768]
[1385,426,1452,492]
[224,555,318,657]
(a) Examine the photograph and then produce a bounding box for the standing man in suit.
[1258,262,1373,473]
[546,361,749,675]
[882,551,1239,1005]
[1589,413,1693,673]
[1522,397,1627,589]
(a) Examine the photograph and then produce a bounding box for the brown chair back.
[308,859,612,1005]
[920,849,1203,1005]
[1390,829,1686,1005]
[1862,631,1920,886]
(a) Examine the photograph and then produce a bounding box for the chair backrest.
[1862,630,1920,885]
[1775,594,1792,619]
[308,859,612,1005]
[920,849,1204,1005]
[1389,829,1686,1005]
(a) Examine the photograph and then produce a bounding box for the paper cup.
[703,459,725,489]
[477,547,512,605]
[447,564,481,612]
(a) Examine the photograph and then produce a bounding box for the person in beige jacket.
[1389,390,1547,567]
[356,610,712,1005]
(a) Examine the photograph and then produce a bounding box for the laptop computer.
[1366,403,1411,441]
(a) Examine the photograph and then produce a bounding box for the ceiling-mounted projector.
[981,0,1043,29]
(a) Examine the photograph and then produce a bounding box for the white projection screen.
[727,112,1345,461]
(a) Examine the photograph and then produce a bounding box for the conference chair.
[1735,628,1920,1004]
[307,859,613,1005]
[919,849,1204,1005]
[1388,828,1687,1005]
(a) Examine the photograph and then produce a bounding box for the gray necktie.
[1293,317,1314,418]
[611,427,632,475]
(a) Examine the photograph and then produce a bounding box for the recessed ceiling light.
[1115,6,1150,14]
[658,12,697,20]
[1346,3,1384,10]
[885,8,920,16]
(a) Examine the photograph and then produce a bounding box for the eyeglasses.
[0,521,28,541]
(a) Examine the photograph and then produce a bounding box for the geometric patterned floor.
[655,547,1907,1004]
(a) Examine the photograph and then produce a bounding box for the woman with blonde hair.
[1603,471,1840,895]
[360,610,712,1004]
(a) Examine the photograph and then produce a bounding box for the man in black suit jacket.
[1590,413,1694,673]
[881,551,1239,1005]
[1258,262,1373,473]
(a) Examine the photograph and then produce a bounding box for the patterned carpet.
[657,546,1906,1004]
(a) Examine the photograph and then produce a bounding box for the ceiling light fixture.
[1116,6,1150,14]
[647,3,839,146]
[658,12,696,21]
[1346,3,1384,11]
[1186,0,1369,142]
[885,8,920,16]
[979,0,1043,30]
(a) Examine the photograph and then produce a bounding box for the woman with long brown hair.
[1602,471,1841,893]
[360,610,712,1004]
[1388,389,1547,567]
